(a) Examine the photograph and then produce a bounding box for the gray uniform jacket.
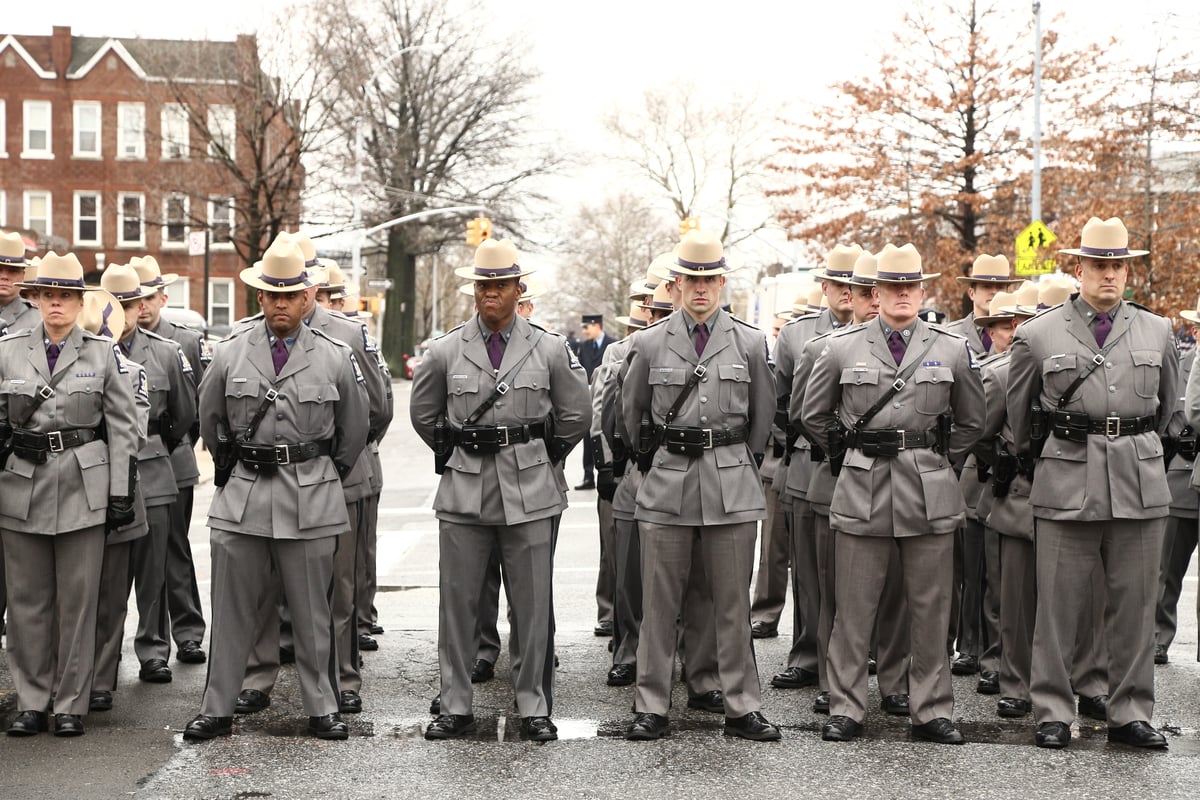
[594,339,631,464]
[410,314,591,525]
[976,351,1033,540]
[108,354,153,545]
[123,328,196,506]
[150,315,203,488]
[774,311,835,500]
[0,324,140,533]
[620,308,775,526]
[600,338,639,521]
[1009,296,1177,521]
[198,322,369,540]
[944,311,988,359]
[0,297,41,335]
[1166,349,1197,518]
[802,318,985,536]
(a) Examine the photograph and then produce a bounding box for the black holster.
[827,423,847,477]
[213,434,237,487]
[1029,403,1048,460]
[1178,428,1198,461]
[611,434,628,478]
[636,413,659,472]
[433,415,452,475]
[934,414,952,456]
[992,442,1018,498]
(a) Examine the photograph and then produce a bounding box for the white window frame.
[160,103,189,161]
[0,100,7,158]
[23,190,52,237]
[73,100,102,158]
[166,277,189,310]
[0,190,7,226]
[117,192,145,248]
[162,194,189,248]
[207,104,235,161]
[208,196,234,248]
[74,190,102,246]
[117,102,145,160]
[208,277,234,328]
[22,100,52,159]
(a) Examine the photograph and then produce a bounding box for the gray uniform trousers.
[612,517,642,666]
[782,496,819,671]
[596,495,617,626]
[2,526,106,715]
[94,540,134,694]
[200,531,338,717]
[131,504,174,663]
[165,483,205,645]
[1155,514,1197,650]
[356,489,381,636]
[752,467,791,628]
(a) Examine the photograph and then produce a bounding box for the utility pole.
[1032,1,1043,222]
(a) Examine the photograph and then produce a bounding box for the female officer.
[0,252,139,737]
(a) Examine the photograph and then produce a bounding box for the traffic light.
[466,217,493,246]
[679,217,700,239]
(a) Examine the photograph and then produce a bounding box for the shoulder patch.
[112,343,129,373]
[966,341,981,370]
[177,345,193,374]
[361,325,377,353]
[136,366,149,402]
[349,352,366,384]
[565,340,584,370]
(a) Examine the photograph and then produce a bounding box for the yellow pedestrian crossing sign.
[1015,220,1057,276]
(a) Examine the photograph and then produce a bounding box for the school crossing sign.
[1015,220,1057,276]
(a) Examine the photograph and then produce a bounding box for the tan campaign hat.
[1059,217,1148,259]
[239,237,314,292]
[873,243,940,283]
[956,254,1020,284]
[810,244,863,284]
[17,251,98,292]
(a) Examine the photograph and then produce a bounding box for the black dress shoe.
[686,690,725,714]
[1154,643,1169,665]
[369,623,385,635]
[89,690,113,711]
[429,694,441,715]
[234,689,271,714]
[358,633,379,652]
[183,714,233,741]
[997,697,1031,718]
[593,620,614,637]
[7,710,48,736]
[626,712,670,740]
[724,711,782,741]
[573,480,596,491]
[139,658,173,683]
[813,691,831,714]
[520,716,558,741]
[279,645,296,664]
[822,715,863,741]
[771,666,818,689]
[976,670,1000,695]
[912,717,964,745]
[607,663,635,686]
[1035,721,1071,749]
[425,714,477,740]
[471,659,495,683]
[1077,694,1108,721]
[950,653,979,675]
[308,713,349,740]
[1108,721,1168,749]
[177,641,206,664]
[339,690,362,714]
[881,694,910,716]
[750,621,778,639]
[54,714,84,737]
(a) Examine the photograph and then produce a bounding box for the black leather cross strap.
[452,422,548,452]
[237,439,333,465]
[1049,411,1156,442]
[12,427,98,454]
[462,330,548,427]
[844,428,938,456]
[849,334,940,435]
[661,424,749,452]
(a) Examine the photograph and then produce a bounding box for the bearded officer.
[804,243,984,745]
[411,238,589,742]
[183,236,368,742]
[1010,217,1176,750]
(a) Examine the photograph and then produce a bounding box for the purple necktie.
[980,327,992,353]
[271,338,289,375]
[46,342,61,373]
[888,330,905,365]
[487,332,503,370]
[694,324,709,357]
[1094,312,1111,348]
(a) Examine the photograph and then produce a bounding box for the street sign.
[367,278,394,290]
[187,231,206,256]
[1015,220,1057,276]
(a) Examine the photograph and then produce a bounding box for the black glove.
[1162,435,1179,472]
[106,496,136,530]
[336,462,353,481]
[596,467,618,502]
[753,452,765,468]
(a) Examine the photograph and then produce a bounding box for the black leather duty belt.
[452,422,547,454]
[237,440,333,466]
[845,428,937,457]
[12,428,98,463]
[1050,411,1156,442]
[661,425,749,457]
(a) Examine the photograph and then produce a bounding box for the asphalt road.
[3,378,1200,799]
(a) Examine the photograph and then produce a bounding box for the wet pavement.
[3,379,1200,799]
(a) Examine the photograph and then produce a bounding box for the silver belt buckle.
[497,427,511,447]
[897,430,908,450]
[47,430,64,452]
[275,444,291,464]
[1105,416,1120,440]
[702,429,714,449]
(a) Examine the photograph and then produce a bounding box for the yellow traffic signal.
[466,217,493,246]
[478,217,492,241]
[679,217,700,239]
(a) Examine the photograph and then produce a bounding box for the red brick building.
[0,26,303,326]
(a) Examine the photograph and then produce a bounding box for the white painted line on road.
[378,507,436,516]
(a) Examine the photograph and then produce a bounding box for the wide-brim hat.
[1181,296,1200,325]
[850,251,878,285]
[629,276,659,299]
[16,251,98,292]
[976,291,1023,325]
[240,238,314,292]
[0,230,29,267]
[314,259,346,292]
[997,280,1039,316]
[130,255,179,289]
[454,238,534,282]
[80,289,123,340]
[1059,216,1148,259]
[874,243,940,283]
[648,251,678,281]
[639,281,674,313]
[615,301,650,329]
[1014,275,1075,314]
[810,244,864,284]
[101,262,159,302]
[272,231,323,270]
[956,253,1020,284]
[670,230,741,277]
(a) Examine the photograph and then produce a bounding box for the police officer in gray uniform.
[411,238,589,742]
[1010,217,1176,750]
[183,236,368,742]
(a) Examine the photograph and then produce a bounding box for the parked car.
[160,307,208,334]
[404,339,432,380]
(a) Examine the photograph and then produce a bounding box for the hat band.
[677,256,726,272]
[876,271,923,281]
[262,273,309,288]
[473,263,522,278]
[141,277,166,287]
[31,277,86,289]
[110,288,143,300]
[823,268,854,279]
[304,257,320,268]
[1079,245,1131,257]
[0,254,26,265]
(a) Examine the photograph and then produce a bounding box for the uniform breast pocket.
[448,374,480,421]
[295,383,339,436]
[650,367,688,420]
[145,370,170,416]
[1041,354,1078,399]
[0,379,37,424]
[716,364,751,414]
[913,366,954,416]
[225,377,265,429]
[64,377,104,427]
[839,368,880,417]
[511,370,550,419]
[1131,350,1162,399]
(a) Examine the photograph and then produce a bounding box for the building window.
[209,197,233,246]
[207,105,235,161]
[163,194,188,247]
[0,190,7,226]
[0,100,7,158]
[73,101,102,158]
[166,276,189,310]
[117,102,145,160]
[161,104,189,160]
[118,192,145,247]
[75,191,102,246]
[208,277,234,328]
[24,191,51,236]
[22,100,52,159]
